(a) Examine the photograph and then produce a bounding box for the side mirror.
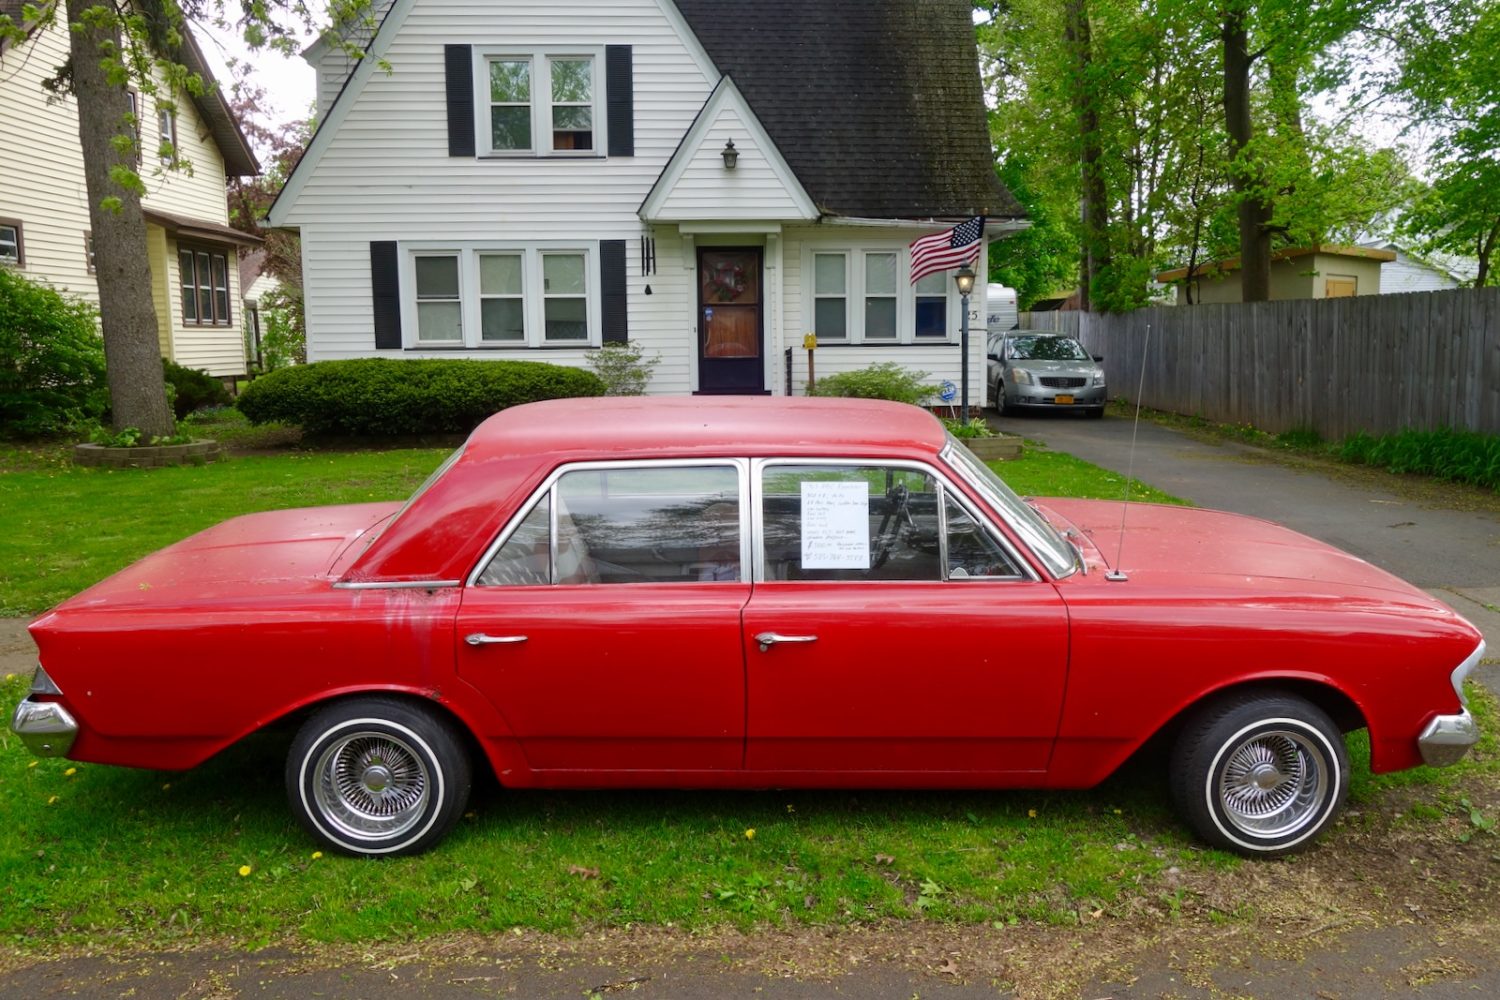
[1092,354,1104,363]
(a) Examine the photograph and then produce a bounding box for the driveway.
[988,408,1500,682]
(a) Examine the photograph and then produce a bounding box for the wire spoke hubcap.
[313,732,430,843]
[1218,730,1328,839]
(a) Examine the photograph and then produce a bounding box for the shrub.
[1339,428,1500,493]
[806,362,933,406]
[257,285,305,370]
[0,267,107,437]
[236,357,606,436]
[586,341,661,396]
[163,359,230,419]
[942,417,994,439]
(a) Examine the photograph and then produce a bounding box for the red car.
[11,397,1483,857]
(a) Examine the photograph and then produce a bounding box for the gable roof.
[672,0,1019,220]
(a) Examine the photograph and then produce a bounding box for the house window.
[178,246,232,325]
[542,252,588,342]
[914,271,948,338]
[812,253,847,340]
[863,253,898,340]
[0,220,22,266]
[157,106,177,165]
[84,233,95,273]
[415,255,463,343]
[125,89,141,164]
[481,52,599,155]
[402,245,596,349]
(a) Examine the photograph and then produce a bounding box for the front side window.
[805,247,957,343]
[914,271,948,338]
[157,106,177,165]
[0,221,21,266]
[476,465,743,585]
[483,53,597,154]
[542,252,588,342]
[813,253,847,341]
[863,252,898,340]
[415,254,463,343]
[479,253,525,343]
[179,246,231,325]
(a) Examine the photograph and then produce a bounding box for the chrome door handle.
[465,633,528,646]
[755,632,817,653]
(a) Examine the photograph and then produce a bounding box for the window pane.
[415,256,460,298]
[491,107,532,150]
[480,253,522,295]
[554,467,740,584]
[864,253,897,294]
[814,298,846,338]
[552,105,593,131]
[760,465,941,582]
[543,253,585,295]
[477,496,551,586]
[550,58,592,102]
[417,302,463,341]
[489,60,530,102]
[915,271,947,295]
[0,225,16,261]
[914,297,946,338]
[814,253,845,294]
[179,249,197,320]
[481,299,525,342]
[945,493,1021,579]
[199,285,213,322]
[215,289,230,323]
[864,298,897,339]
[544,297,588,340]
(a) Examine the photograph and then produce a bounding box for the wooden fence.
[1020,288,1500,437]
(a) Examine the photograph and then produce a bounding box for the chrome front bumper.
[10,696,78,757]
[1418,709,1479,767]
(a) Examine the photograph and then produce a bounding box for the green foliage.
[1337,429,1500,492]
[941,417,995,439]
[585,341,662,396]
[87,425,192,447]
[0,267,108,438]
[806,363,932,406]
[257,286,306,370]
[236,358,605,436]
[162,359,231,419]
[987,157,1078,309]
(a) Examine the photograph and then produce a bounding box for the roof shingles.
[673,0,1019,220]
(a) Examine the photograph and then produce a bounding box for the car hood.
[44,502,402,612]
[1035,498,1442,603]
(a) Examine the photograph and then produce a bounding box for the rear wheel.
[1170,692,1348,856]
[287,697,472,857]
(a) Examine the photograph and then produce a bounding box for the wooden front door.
[697,247,765,394]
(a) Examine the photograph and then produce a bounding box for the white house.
[1361,242,1476,294]
[268,0,1023,400]
[0,3,261,378]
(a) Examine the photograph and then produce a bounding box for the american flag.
[908,216,985,284]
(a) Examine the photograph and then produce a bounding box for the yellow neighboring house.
[1155,245,1398,305]
[0,2,260,378]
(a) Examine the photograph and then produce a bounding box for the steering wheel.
[871,482,911,569]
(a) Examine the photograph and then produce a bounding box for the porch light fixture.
[954,263,976,296]
[721,138,738,169]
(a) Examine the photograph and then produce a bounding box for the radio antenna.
[1107,323,1150,582]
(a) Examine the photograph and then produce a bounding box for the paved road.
[988,407,1500,682]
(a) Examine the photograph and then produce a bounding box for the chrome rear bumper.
[10,697,78,757]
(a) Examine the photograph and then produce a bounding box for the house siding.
[651,108,811,221]
[0,13,247,376]
[1379,250,1462,294]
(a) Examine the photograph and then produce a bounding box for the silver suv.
[987,332,1106,418]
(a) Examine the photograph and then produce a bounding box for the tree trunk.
[1066,0,1110,312]
[1222,6,1272,303]
[67,0,174,436]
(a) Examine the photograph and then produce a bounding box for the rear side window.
[475,465,742,585]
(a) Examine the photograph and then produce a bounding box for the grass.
[0,436,1492,950]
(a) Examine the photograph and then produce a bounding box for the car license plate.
[1054,394,1074,405]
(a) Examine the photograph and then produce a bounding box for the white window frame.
[0,221,21,267]
[803,243,958,345]
[157,105,177,166]
[474,49,605,158]
[399,243,601,350]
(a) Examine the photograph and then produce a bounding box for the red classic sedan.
[11,397,1483,857]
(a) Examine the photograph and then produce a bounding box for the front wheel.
[287,697,473,857]
[1170,692,1348,857]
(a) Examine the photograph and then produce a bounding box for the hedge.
[0,267,107,437]
[163,359,231,419]
[236,357,606,436]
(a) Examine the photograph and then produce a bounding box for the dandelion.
[744,828,756,840]
[47,795,59,805]
[238,865,252,877]
[311,852,323,860]
[64,767,77,777]
[786,804,795,813]
[27,760,38,769]
[162,783,172,791]
[1027,809,1037,819]
[1113,808,1122,815]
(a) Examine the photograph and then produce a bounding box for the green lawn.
[0,440,1490,949]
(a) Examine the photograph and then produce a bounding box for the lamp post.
[954,263,976,419]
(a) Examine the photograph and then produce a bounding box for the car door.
[742,460,1069,776]
[455,461,750,774]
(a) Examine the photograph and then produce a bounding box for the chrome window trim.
[332,580,462,590]
[465,458,754,588]
[941,439,1077,578]
[749,457,1036,584]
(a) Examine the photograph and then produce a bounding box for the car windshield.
[1007,336,1090,361]
[942,436,1078,578]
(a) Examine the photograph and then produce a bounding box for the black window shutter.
[445,44,475,157]
[600,240,628,343]
[605,46,634,157]
[370,242,402,349]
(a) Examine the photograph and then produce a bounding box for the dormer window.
[479,51,600,156]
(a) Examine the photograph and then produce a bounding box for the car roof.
[464,396,949,461]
